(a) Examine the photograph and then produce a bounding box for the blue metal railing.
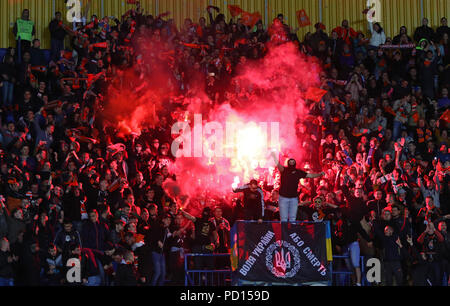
[184,253,232,286]
[184,221,335,286]
[330,255,367,286]
[184,253,370,286]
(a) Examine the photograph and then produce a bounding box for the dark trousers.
[168,251,185,285]
[214,246,230,269]
[16,40,31,63]
[192,245,213,270]
[424,261,443,286]
[411,264,427,286]
[50,38,64,62]
[442,259,450,277]
[383,260,403,286]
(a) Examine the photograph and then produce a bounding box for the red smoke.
[103,25,323,215]
[172,42,322,208]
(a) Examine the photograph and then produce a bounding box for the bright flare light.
[231,176,240,189]
[229,119,271,181]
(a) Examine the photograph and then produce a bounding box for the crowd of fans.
[0,2,449,287]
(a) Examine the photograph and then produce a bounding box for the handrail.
[183,253,367,286]
[184,253,232,286]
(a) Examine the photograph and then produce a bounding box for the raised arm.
[258,187,265,221]
[334,166,343,192]
[83,0,92,20]
[270,151,284,172]
[206,6,216,26]
[325,202,339,209]
[232,184,248,193]
[417,175,427,195]
[298,200,312,207]
[212,230,219,248]
[434,168,440,192]
[306,172,326,179]
[368,21,374,34]
[179,208,196,223]
[394,141,403,171]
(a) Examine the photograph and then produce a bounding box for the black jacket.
[54,229,82,254]
[379,234,406,262]
[436,26,450,41]
[0,62,17,81]
[366,199,387,219]
[0,250,14,278]
[333,215,372,246]
[29,47,47,66]
[151,184,166,213]
[414,25,435,42]
[115,263,138,286]
[342,185,369,223]
[145,222,170,253]
[49,19,66,41]
[80,220,110,252]
[233,184,265,220]
[62,193,83,222]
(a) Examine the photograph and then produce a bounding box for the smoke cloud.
[103,26,323,214]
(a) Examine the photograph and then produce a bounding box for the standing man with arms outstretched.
[271,151,325,223]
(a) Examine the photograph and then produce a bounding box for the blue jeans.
[151,251,166,286]
[97,259,105,285]
[279,196,299,222]
[0,277,14,286]
[86,275,102,286]
[343,241,361,269]
[2,81,14,107]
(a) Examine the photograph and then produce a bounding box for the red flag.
[127,0,136,4]
[305,87,327,102]
[87,72,105,88]
[89,42,108,52]
[87,74,96,87]
[61,50,73,60]
[440,109,450,123]
[228,5,243,17]
[182,43,209,49]
[195,23,203,37]
[241,11,262,28]
[332,97,346,105]
[296,9,311,28]
[92,42,108,48]
[72,78,81,90]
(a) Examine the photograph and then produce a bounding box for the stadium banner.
[230,221,332,285]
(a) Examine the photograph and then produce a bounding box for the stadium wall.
[1,0,449,49]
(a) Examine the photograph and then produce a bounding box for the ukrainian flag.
[230,225,239,271]
[325,221,333,262]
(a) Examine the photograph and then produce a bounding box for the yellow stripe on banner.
[230,244,238,271]
[230,229,239,271]
[326,237,333,262]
